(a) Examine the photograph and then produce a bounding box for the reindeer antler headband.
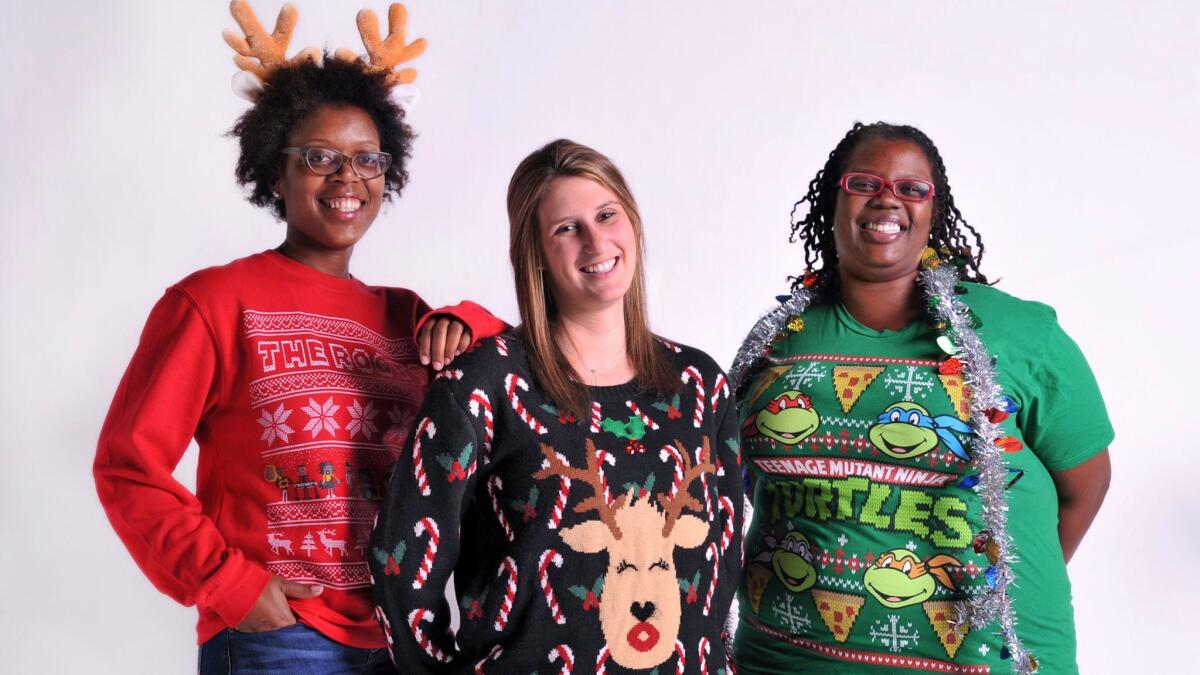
[222,0,427,106]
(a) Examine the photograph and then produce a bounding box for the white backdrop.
[2,1,1196,672]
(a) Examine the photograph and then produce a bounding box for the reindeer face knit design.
[370,330,744,673]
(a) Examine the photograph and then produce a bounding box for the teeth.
[582,258,617,274]
[863,221,902,234]
[322,197,362,213]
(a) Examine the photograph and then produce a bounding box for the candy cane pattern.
[710,373,729,413]
[595,646,610,675]
[624,400,660,430]
[656,336,683,353]
[495,335,508,356]
[542,450,572,530]
[702,541,719,616]
[467,389,494,459]
[681,366,706,428]
[412,517,440,589]
[435,368,463,381]
[717,495,736,555]
[505,374,547,434]
[493,557,519,631]
[407,608,451,663]
[374,605,394,654]
[548,644,575,675]
[412,417,437,496]
[698,637,711,675]
[487,475,515,542]
[473,644,503,674]
[695,446,713,521]
[659,444,685,499]
[589,401,602,433]
[673,640,686,675]
[595,447,616,506]
[538,549,566,624]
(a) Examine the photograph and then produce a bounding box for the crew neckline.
[263,249,366,292]
[833,301,925,340]
[586,379,643,403]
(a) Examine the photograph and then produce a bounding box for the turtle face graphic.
[863,549,961,608]
[754,391,820,445]
[868,402,940,459]
[770,531,817,592]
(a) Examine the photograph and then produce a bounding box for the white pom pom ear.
[390,83,421,111]
[232,71,266,102]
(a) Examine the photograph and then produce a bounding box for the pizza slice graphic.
[811,588,865,643]
[938,374,972,422]
[747,366,791,409]
[831,365,884,414]
[745,563,772,615]
[923,599,970,659]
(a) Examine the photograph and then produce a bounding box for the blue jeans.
[199,623,394,674]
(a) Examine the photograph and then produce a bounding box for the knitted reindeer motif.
[534,438,714,670]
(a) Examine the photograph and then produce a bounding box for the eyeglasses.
[281,146,392,179]
[840,172,935,202]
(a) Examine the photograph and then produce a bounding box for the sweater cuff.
[416,300,507,343]
[194,549,273,628]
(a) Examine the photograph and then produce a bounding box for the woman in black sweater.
[370,139,743,673]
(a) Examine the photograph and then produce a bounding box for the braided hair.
[788,122,988,290]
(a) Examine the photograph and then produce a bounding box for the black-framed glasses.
[281,146,392,179]
[840,172,935,202]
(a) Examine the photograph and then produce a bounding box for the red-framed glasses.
[840,173,935,202]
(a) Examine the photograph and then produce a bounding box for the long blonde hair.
[507,139,678,419]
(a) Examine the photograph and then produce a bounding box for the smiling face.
[754,391,821,445]
[864,549,937,608]
[832,138,935,284]
[537,176,637,316]
[771,531,817,592]
[276,104,385,256]
[560,497,708,670]
[868,401,940,459]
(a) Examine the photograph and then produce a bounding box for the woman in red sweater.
[93,16,501,673]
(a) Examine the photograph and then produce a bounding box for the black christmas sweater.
[370,329,744,674]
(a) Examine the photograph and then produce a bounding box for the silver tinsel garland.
[728,284,820,393]
[730,259,1038,674]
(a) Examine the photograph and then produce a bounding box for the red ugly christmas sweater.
[95,250,504,648]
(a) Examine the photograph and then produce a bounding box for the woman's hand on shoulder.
[419,315,473,370]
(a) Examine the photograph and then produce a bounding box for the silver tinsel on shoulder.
[730,262,1038,674]
[919,262,1035,674]
[728,285,820,393]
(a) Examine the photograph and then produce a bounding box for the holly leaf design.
[434,453,456,471]
[457,442,474,466]
[601,415,646,441]
[372,546,390,566]
[592,576,605,595]
[540,403,559,415]
[568,585,589,601]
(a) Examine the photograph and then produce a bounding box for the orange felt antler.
[335,3,427,86]
[222,0,319,83]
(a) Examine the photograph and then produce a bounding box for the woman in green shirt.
[731,122,1111,675]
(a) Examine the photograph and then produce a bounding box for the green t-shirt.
[734,283,1113,675]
